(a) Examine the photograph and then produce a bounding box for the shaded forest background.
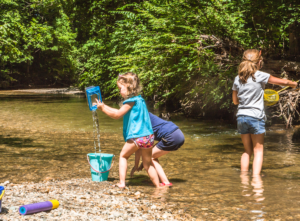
[1,0,300,118]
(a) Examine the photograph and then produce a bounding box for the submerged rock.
[292,127,300,141]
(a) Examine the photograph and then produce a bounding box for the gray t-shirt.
[232,70,270,119]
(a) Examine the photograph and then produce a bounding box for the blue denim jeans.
[237,115,265,134]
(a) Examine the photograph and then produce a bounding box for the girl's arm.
[268,76,297,88]
[232,90,239,105]
[96,99,134,119]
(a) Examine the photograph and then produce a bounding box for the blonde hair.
[238,49,263,84]
[117,72,141,98]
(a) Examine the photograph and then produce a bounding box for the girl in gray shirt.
[232,49,297,175]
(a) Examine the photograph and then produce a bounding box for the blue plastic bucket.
[87,153,114,182]
[0,186,4,213]
[85,86,102,111]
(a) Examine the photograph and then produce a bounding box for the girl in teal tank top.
[96,72,160,188]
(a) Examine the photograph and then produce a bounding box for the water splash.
[92,110,101,153]
[92,110,103,173]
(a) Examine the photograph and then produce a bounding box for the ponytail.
[238,49,263,84]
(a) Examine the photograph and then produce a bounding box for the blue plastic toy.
[0,186,4,213]
[85,86,102,111]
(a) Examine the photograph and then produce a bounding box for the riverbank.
[0,87,84,95]
[0,178,194,221]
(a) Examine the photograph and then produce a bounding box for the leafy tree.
[0,0,76,88]
[1,0,299,117]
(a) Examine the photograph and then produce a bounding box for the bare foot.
[113,183,126,188]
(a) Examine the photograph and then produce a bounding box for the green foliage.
[73,0,299,114]
[0,0,76,87]
[1,0,299,115]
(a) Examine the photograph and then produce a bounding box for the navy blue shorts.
[156,129,185,151]
[237,115,265,134]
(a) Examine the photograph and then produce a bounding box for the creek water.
[1,92,300,220]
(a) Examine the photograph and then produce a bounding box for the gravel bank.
[0,178,194,221]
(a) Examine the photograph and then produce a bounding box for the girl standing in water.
[232,49,298,175]
[96,72,160,188]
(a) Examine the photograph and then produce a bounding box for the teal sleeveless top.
[123,95,153,141]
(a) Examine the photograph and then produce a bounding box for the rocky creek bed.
[0,178,195,221]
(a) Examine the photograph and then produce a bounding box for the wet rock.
[3,180,10,186]
[150,205,157,210]
[292,127,300,141]
[43,177,54,182]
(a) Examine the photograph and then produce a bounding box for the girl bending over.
[131,113,185,186]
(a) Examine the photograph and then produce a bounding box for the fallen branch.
[269,89,300,128]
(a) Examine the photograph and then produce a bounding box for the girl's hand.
[292,81,298,89]
[137,162,144,171]
[130,166,137,178]
[95,98,104,110]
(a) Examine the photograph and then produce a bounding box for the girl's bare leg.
[141,148,160,187]
[241,134,253,172]
[152,146,170,184]
[251,134,264,175]
[118,140,139,188]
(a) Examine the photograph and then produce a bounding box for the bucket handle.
[87,154,115,174]
[0,190,4,200]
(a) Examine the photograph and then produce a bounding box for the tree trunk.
[289,22,299,56]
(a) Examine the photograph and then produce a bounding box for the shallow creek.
[1,91,300,220]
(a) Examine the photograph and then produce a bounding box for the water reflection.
[251,175,265,203]
[151,186,170,201]
[240,172,265,220]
